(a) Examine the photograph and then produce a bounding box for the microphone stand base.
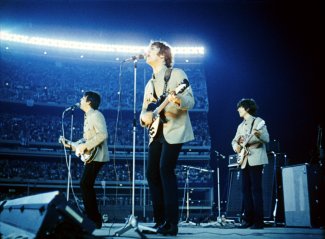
[200,218,236,228]
[114,215,148,239]
[179,219,197,226]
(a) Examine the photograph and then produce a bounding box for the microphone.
[63,103,80,112]
[200,168,214,173]
[214,150,226,159]
[122,54,145,62]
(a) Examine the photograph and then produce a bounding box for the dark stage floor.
[94,222,324,239]
[1,222,324,239]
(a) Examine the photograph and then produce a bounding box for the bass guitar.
[59,136,98,164]
[237,120,265,168]
[147,79,189,139]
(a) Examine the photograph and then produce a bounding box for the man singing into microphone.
[61,91,109,229]
[140,41,195,236]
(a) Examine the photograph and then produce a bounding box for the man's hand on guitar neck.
[167,94,181,106]
[252,129,261,138]
[59,136,74,151]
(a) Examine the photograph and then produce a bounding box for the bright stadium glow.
[0,31,205,55]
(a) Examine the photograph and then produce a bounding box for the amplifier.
[228,154,238,167]
[281,164,322,227]
[226,154,284,221]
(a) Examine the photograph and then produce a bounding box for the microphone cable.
[61,112,83,214]
[110,61,127,209]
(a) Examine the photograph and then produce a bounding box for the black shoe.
[250,223,264,229]
[153,222,164,229]
[142,222,163,234]
[157,222,178,236]
[237,221,253,229]
[95,220,102,229]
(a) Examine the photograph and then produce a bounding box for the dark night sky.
[1,0,324,166]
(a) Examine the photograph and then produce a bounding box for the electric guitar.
[237,120,266,168]
[58,136,98,164]
[147,79,189,139]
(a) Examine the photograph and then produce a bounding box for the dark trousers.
[241,164,264,225]
[80,161,104,224]
[146,138,182,225]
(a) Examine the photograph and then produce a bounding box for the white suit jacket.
[140,67,195,145]
[231,116,269,168]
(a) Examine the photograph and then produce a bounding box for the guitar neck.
[243,134,254,147]
[61,138,77,150]
[242,122,265,147]
[153,97,170,115]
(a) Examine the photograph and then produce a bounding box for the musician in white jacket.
[231,98,269,229]
[77,91,109,229]
[140,41,195,236]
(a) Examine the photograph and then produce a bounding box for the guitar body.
[146,79,189,139]
[80,147,98,164]
[237,146,248,166]
[148,115,161,139]
[147,96,166,139]
[237,146,250,169]
[59,136,98,164]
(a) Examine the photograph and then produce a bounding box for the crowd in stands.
[0,159,213,186]
[0,112,211,147]
[0,52,209,111]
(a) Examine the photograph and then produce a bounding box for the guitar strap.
[151,67,173,100]
[163,67,172,94]
[249,118,256,134]
[246,118,256,147]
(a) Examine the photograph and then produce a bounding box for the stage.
[92,222,324,239]
[1,220,324,239]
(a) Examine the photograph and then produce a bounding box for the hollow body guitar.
[147,79,189,139]
[59,136,98,164]
[237,120,266,168]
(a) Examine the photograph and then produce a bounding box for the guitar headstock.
[174,79,189,95]
[58,136,70,147]
[58,136,65,143]
[256,120,266,130]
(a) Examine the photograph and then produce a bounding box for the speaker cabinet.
[226,154,284,222]
[282,164,321,227]
[226,167,242,219]
[0,191,95,238]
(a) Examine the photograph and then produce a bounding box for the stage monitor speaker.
[0,191,95,238]
[282,164,321,227]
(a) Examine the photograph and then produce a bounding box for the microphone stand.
[216,153,222,224]
[270,151,278,226]
[179,166,196,226]
[180,165,214,226]
[62,108,76,201]
[114,59,151,239]
[203,151,225,227]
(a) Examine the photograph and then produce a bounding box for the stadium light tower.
[0,31,205,55]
